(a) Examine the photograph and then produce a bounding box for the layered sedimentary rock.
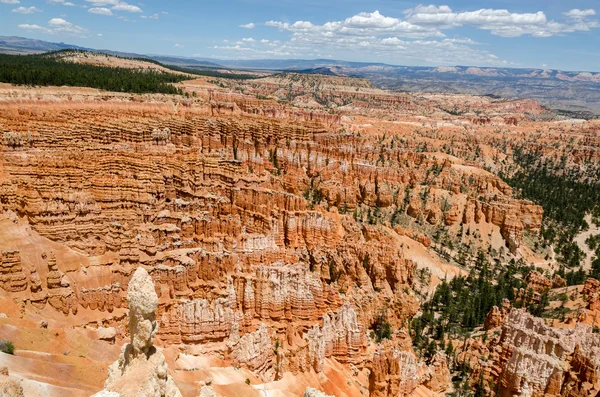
[484,298,512,331]
[45,253,78,315]
[0,367,24,397]
[469,308,600,397]
[0,250,27,292]
[303,388,334,397]
[525,271,552,294]
[304,302,366,372]
[0,74,566,396]
[95,267,182,397]
[369,343,422,397]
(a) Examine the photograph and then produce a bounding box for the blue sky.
[2,0,600,71]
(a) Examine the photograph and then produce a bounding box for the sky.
[2,0,600,71]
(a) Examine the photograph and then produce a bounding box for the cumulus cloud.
[239,22,255,29]
[266,11,444,39]
[47,0,76,5]
[267,7,600,40]
[85,0,118,5]
[241,37,255,42]
[0,0,19,3]
[12,6,41,13]
[174,43,184,48]
[112,3,141,12]
[404,6,599,37]
[85,0,141,12]
[564,9,596,19]
[404,5,453,14]
[18,17,88,37]
[88,7,112,15]
[140,13,158,19]
[256,6,600,65]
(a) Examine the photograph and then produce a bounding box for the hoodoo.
[93,267,182,397]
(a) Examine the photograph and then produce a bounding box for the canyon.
[0,55,598,397]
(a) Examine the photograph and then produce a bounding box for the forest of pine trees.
[0,52,188,94]
[501,145,600,282]
[410,251,534,358]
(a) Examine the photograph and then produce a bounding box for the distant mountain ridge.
[1,36,599,115]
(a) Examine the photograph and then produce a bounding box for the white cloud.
[266,11,444,39]
[115,15,135,22]
[85,0,118,5]
[239,22,255,29]
[19,17,88,37]
[0,0,19,3]
[111,2,141,12]
[85,0,142,12]
[255,6,600,65]
[17,24,49,33]
[242,37,255,43]
[404,6,600,38]
[88,7,112,15]
[97,33,103,36]
[404,5,452,14]
[140,12,158,19]
[12,6,41,13]
[564,9,596,19]
[267,7,600,41]
[174,43,184,48]
[47,0,76,5]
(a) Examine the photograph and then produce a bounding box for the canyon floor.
[0,55,599,397]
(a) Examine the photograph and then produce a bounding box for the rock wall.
[0,93,547,395]
[468,308,600,397]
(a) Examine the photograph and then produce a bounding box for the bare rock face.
[94,267,182,397]
[525,270,552,294]
[127,267,159,355]
[484,298,512,330]
[0,367,24,397]
[421,352,451,393]
[97,327,117,344]
[552,274,567,289]
[583,278,600,298]
[0,250,27,293]
[473,308,600,397]
[197,386,221,397]
[227,323,272,373]
[46,253,78,315]
[303,388,334,397]
[304,302,366,372]
[368,342,421,397]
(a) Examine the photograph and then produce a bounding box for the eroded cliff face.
[0,75,560,396]
[0,97,453,396]
[463,308,600,397]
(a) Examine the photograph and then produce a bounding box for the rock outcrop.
[468,308,600,397]
[0,367,24,397]
[484,298,512,330]
[1,69,580,397]
[93,267,182,397]
[303,388,334,397]
[0,250,27,293]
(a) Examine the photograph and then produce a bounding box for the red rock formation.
[471,309,600,397]
[0,250,27,292]
[369,343,421,397]
[0,80,563,396]
[484,298,512,330]
[525,271,552,294]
